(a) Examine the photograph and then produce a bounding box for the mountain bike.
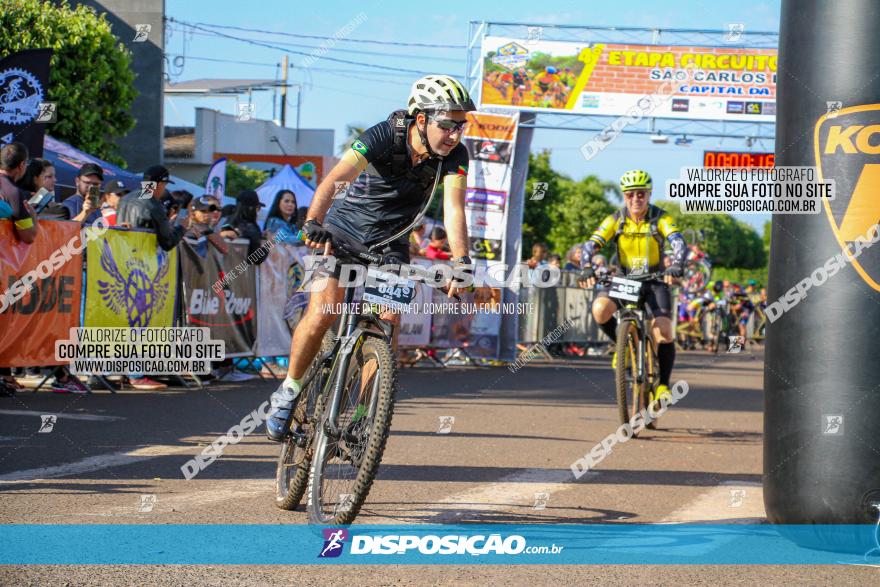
[702,299,731,354]
[602,271,665,435]
[274,238,411,524]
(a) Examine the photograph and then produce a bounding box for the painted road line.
[0,445,194,483]
[427,467,597,523]
[0,409,125,422]
[661,481,765,523]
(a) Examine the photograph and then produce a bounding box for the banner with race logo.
[179,238,256,357]
[462,111,519,357]
[0,49,53,157]
[463,110,520,266]
[479,36,777,121]
[84,228,178,329]
[0,220,83,366]
[255,242,310,357]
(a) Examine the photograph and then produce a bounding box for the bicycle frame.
[611,274,662,385]
[617,304,651,384]
[314,284,393,439]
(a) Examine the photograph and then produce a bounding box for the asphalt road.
[0,346,876,585]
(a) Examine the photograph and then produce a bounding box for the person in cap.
[117,165,195,250]
[219,189,267,264]
[63,162,103,223]
[185,195,228,254]
[94,178,130,227]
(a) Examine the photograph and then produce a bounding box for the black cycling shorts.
[318,225,410,281]
[596,280,672,319]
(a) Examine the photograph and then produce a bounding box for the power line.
[170,18,467,49]
[167,19,445,76]
[167,26,461,63]
[165,54,423,86]
[168,54,278,68]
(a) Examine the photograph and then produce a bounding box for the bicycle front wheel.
[307,336,397,525]
[615,319,640,430]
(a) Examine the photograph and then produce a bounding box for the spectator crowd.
[0,141,307,395]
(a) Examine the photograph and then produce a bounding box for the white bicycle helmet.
[407,75,476,115]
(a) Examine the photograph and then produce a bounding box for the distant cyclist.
[579,170,687,403]
[265,75,476,442]
[688,280,729,352]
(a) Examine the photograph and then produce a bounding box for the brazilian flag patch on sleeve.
[352,140,368,156]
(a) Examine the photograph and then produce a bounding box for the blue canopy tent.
[254,164,316,225]
[43,136,141,194]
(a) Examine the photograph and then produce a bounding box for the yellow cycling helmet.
[620,169,653,192]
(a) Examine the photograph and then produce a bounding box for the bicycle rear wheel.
[712,312,724,354]
[615,320,640,430]
[307,336,397,525]
[274,332,334,511]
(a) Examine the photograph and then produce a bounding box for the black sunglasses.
[430,116,468,133]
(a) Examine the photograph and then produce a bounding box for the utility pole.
[280,54,288,127]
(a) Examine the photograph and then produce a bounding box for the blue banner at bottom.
[2,524,879,565]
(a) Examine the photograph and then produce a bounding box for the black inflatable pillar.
[766,0,880,525]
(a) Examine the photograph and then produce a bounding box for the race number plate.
[363,267,416,312]
[608,276,643,302]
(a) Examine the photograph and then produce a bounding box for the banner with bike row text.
[178,238,256,357]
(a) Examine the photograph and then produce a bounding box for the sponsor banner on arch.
[479,36,777,121]
[0,220,83,367]
[464,110,519,268]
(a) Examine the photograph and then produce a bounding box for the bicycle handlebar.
[297,230,463,300]
[597,271,665,286]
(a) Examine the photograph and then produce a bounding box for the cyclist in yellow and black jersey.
[579,170,687,402]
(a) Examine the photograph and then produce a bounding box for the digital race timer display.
[703,151,775,167]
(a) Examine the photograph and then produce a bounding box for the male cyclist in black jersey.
[266,75,476,441]
[579,170,687,404]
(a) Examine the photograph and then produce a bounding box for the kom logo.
[814,104,880,291]
[318,528,349,558]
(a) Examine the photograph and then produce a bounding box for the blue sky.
[164,0,782,232]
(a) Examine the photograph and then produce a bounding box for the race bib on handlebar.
[363,267,416,312]
[608,276,643,302]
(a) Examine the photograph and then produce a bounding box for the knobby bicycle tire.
[307,336,397,525]
[615,320,639,429]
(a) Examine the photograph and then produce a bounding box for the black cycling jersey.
[325,118,469,248]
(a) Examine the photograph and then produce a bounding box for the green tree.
[545,175,617,260]
[654,201,766,268]
[522,150,618,260]
[213,161,268,197]
[338,124,365,155]
[522,150,566,253]
[0,0,136,166]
